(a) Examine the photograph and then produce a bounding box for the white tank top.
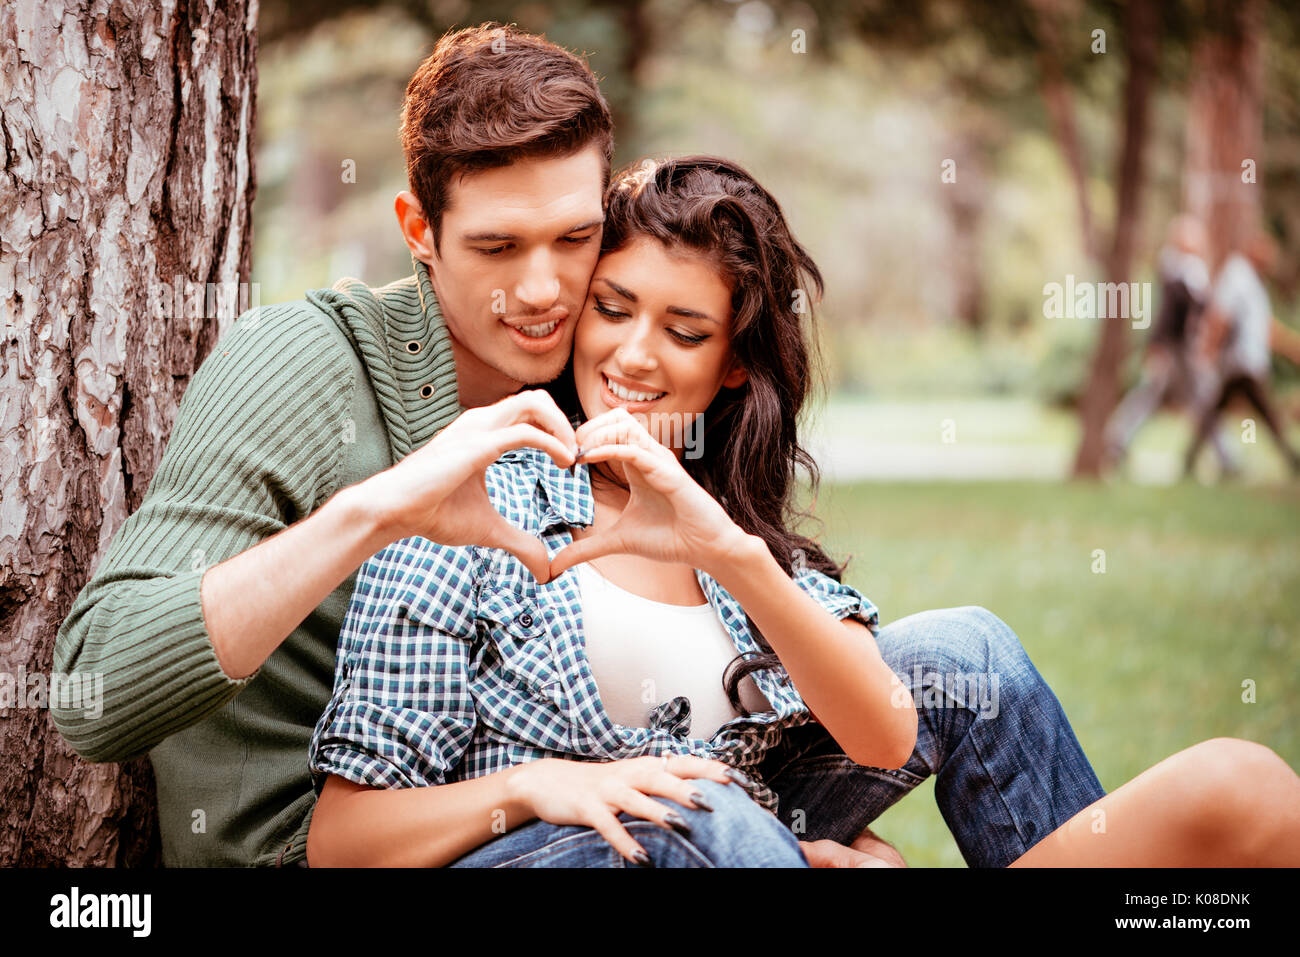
[573,561,772,740]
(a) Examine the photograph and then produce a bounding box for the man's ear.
[722,359,748,389]
[395,191,438,264]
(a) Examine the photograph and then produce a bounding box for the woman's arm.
[703,534,916,770]
[552,408,916,771]
[308,755,739,867]
[307,768,534,868]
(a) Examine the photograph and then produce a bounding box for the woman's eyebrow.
[596,277,718,324]
[667,305,718,324]
[597,277,638,301]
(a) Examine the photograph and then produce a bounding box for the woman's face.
[572,236,748,454]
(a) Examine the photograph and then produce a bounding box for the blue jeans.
[446,777,809,867]
[449,605,1104,867]
[760,605,1106,867]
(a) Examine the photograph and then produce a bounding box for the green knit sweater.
[52,257,462,866]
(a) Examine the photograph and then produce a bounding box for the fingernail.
[689,790,714,812]
[632,848,653,867]
[664,812,691,836]
[724,767,750,787]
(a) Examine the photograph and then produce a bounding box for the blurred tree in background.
[253,0,1300,476]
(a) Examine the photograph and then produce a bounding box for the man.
[1183,231,1300,478]
[1104,215,1237,475]
[53,24,1103,867]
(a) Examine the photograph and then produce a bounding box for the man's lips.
[502,307,568,355]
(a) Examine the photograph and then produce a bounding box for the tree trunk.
[1183,0,1264,273]
[0,0,257,866]
[1028,0,1102,267]
[1070,0,1159,477]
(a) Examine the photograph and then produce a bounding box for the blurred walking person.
[1104,216,1237,474]
[1183,231,1300,479]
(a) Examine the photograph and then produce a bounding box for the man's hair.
[400,23,615,251]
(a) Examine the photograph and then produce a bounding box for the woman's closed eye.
[594,300,711,345]
[669,328,709,345]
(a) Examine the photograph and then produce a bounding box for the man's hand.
[363,390,577,582]
[799,828,908,868]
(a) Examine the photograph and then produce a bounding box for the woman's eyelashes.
[593,299,629,319]
[670,329,710,345]
[592,299,711,345]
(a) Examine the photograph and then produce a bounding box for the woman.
[307,157,1300,867]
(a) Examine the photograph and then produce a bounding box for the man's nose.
[515,248,561,312]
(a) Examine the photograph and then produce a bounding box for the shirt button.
[405,339,422,354]
[517,613,534,628]
[418,383,434,399]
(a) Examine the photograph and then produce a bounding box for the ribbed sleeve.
[52,301,356,762]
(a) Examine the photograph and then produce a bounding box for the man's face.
[417,146,606,395]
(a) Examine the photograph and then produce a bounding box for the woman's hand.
[504,754,742,864]
[548,407,752,579]
[361,390,577,583]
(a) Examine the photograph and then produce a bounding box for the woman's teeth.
[517,318,560,338]
[604,374,665,402]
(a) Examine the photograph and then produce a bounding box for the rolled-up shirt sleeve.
[309,538,481,792]
[792,566,881,636]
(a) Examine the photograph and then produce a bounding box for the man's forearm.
[202,481,396,679]
[307,767,536,867]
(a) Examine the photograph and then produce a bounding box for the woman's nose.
[616,325,658,372]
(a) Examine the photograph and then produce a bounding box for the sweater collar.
[306,254,463,462]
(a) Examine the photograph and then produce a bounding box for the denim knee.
[889,606,1035,682]
[635,778,808,868]
[876,604,1047,721]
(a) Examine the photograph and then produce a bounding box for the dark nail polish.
[689,790,714,812]
[724,767,750,787]
[632,848,653,867]
[664,811,691,836]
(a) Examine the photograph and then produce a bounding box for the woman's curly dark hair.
[548,154,849,714]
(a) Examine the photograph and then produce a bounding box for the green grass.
[804,478,1300,866]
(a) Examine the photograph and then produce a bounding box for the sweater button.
[406,339,422,354]
[419,383,434,399]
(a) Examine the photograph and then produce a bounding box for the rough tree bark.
[0,0,257,866]
[1069,0,1159,477]
[1183,0,1263,273]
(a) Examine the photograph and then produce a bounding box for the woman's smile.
[574,236,745,450]
[600,371,667,409]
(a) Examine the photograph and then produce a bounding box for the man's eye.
[477,246,509,257]
[561,234,595,245]
[594,301,629,319]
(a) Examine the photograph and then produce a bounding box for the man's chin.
[506,352,571,388]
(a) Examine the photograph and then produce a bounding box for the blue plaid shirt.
[309,446,880,813]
